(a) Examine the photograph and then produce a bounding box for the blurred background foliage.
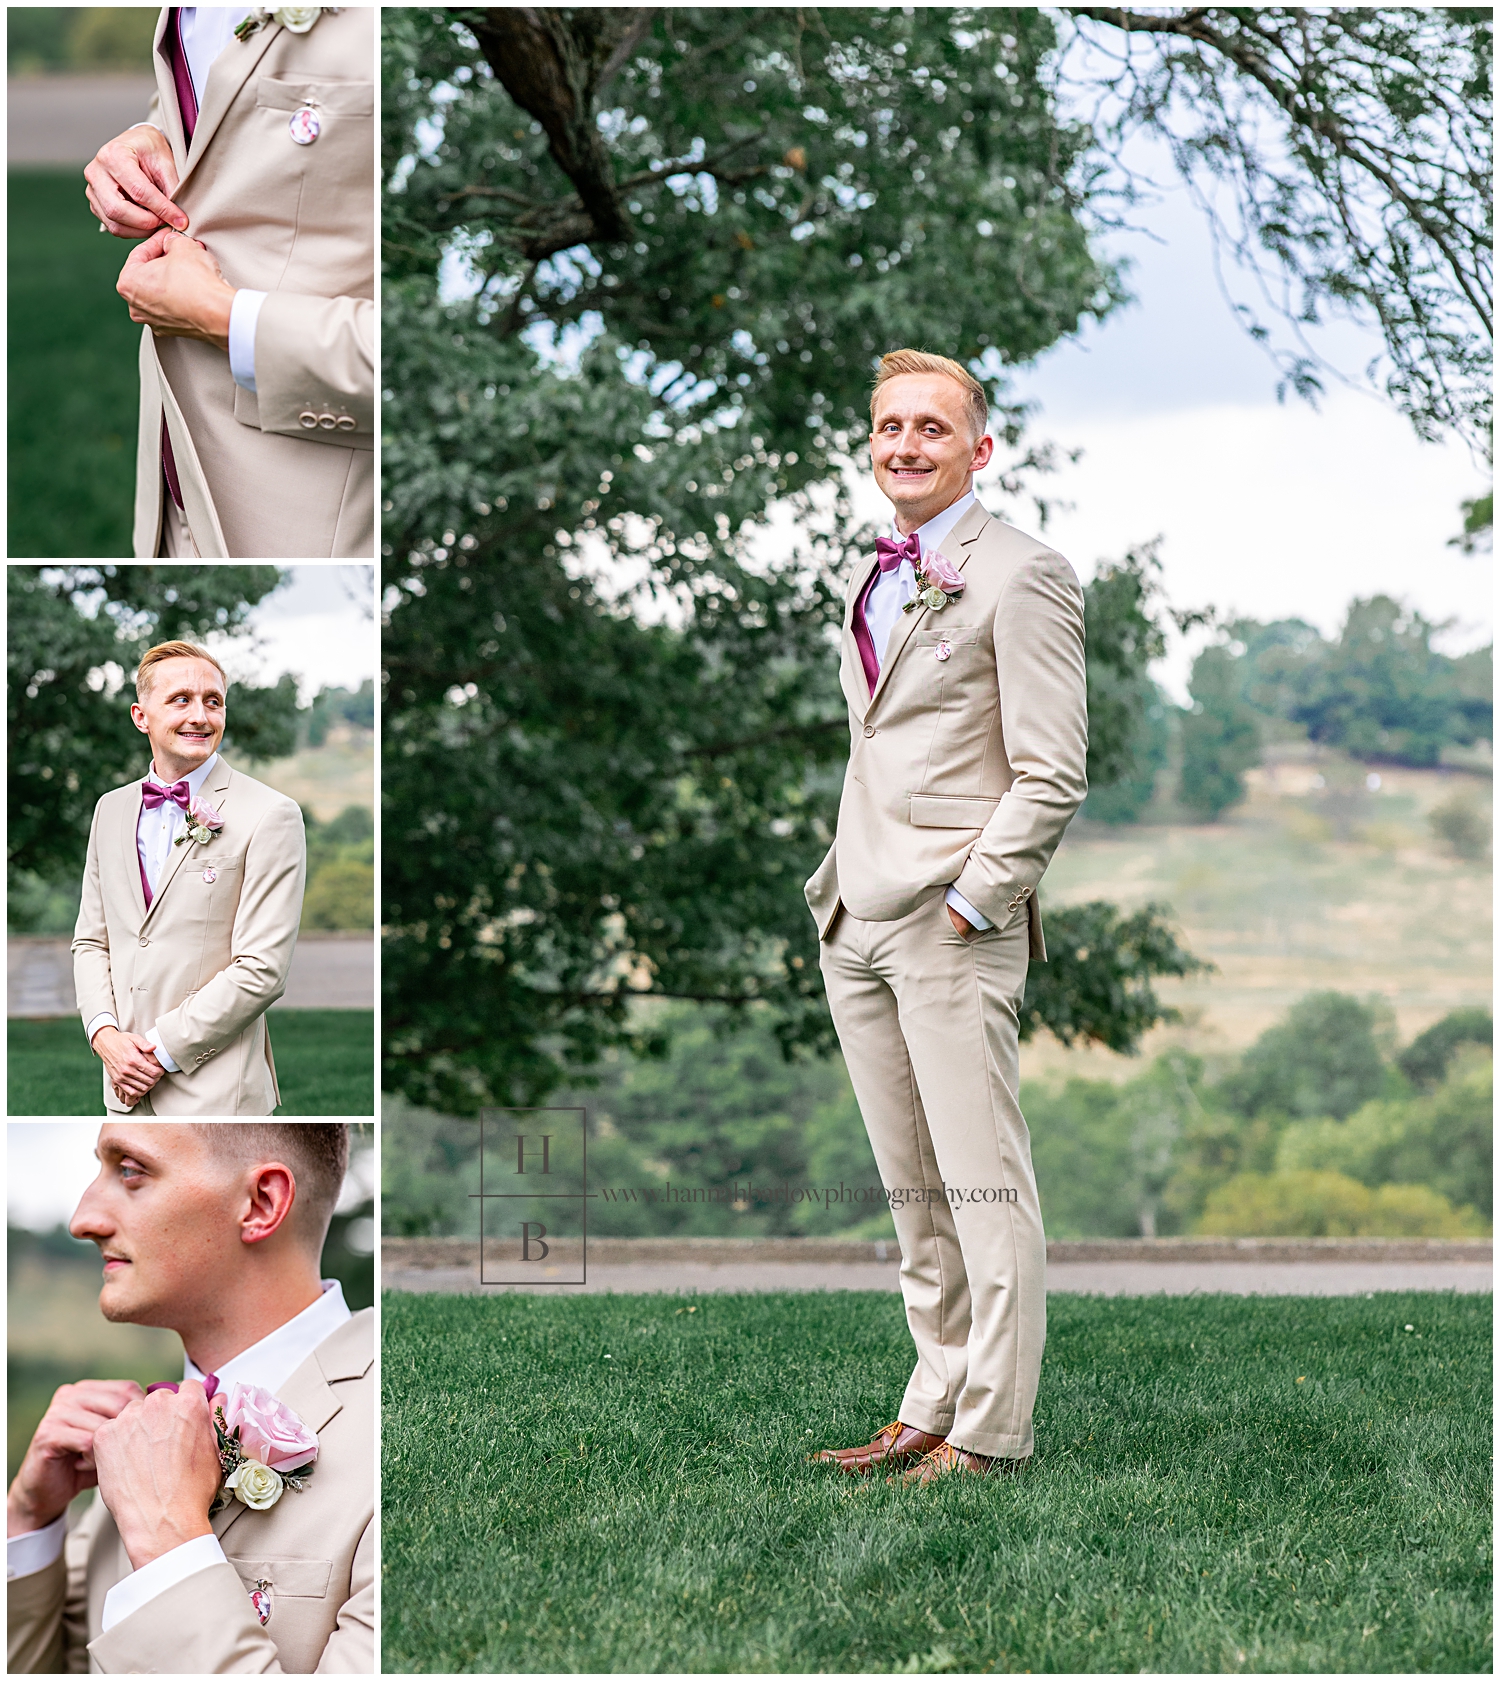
[8,1124,373,1484]
[383,994,1491,1243]
[8,8,157,76]
[8,569,374,935]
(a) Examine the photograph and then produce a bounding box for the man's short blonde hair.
[134,641,228,703]
[870,349,989,443]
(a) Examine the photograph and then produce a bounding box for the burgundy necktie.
[852,532,923,696]
[158,8,199,514]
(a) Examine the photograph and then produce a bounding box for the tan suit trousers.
[820,889,1045,1459]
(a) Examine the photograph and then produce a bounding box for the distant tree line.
[383,992,1491,1242]
[1085,592,1493,825]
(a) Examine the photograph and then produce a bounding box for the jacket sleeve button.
[298,411,318,428]
[335,415,356,431]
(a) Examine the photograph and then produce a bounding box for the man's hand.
[93,1383,221,1571]
[93,1026,166,1105]
[84,123,189,240]
[7,1380,145,1536]
[947,903,977,937]
[116,229,235,352]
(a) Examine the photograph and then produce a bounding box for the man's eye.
[119,1162,144,1181]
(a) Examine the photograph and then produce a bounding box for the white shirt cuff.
[7,1513,66,1581]
[146,1026,181,1074]
[100,1533,228,1632]
[945,885,994,931]
[228,288,267,391]
[86,1012,120,1046]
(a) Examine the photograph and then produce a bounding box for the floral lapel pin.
[235,6,342,41]
[174,796,224,848]
[903,549,965,614]
[211,1382,320,1514]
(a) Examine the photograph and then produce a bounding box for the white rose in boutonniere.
[235,6,342,41]
[210,1381,320,1516]
[173,796,224,848]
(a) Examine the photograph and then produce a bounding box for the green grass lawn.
[382,1289,1491,1674]
[7,1010,373,1115]
[9,168,145,557]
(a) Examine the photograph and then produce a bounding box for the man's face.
[869,373,993,527]
[70,1125,242,1328]
[129,657,226,775]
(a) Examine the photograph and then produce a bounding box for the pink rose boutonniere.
[175,797,225,849]
[902,549,965,615]
[211,1382,320,1514]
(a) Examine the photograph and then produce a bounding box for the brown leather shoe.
[812,1420,948,1476]
[895,1442,1004,1484]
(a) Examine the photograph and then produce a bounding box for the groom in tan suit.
[73,640,306,1116]
[808,349,1088,1482]
[85,6,374,558]
[7,1123,373,1674]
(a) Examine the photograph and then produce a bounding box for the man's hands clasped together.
[8,1379,221,1571]
[87,122,236,351]
[91,1025,167,1108]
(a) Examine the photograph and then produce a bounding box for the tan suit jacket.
[805,499,1088,956]
[6,1309,375,1675]
[72,758,306,1116]
[133,6,375,559]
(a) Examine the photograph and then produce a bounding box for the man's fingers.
[120,228,173,271]
[111,153,188,233]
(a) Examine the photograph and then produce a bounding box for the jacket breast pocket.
[230,1556,333,1599]
[255,75,375,117]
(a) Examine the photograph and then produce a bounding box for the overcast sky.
[223,564,376,705]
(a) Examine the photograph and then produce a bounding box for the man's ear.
[129,702,151,735]
[241,1163,297,1245]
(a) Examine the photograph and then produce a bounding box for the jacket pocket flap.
[230,1557,333,1598]
[909,794,1000,828]
[256,75,374,115]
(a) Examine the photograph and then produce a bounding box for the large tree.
[381,7,1482,1113]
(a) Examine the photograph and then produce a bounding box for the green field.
[8,1010,374,1116]
[9,168,145,558]
[381,1289,1491,1674]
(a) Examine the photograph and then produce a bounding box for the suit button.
[298,410,319,428]
[862,725,875,738]
[318,413,337,430]
[138,937,149,948]
[335,415,356,431]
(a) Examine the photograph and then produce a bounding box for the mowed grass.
[9,169,145,558]
[382,1290,1491,1674]
[7,1010,373,1115]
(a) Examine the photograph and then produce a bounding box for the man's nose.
[70,1176,112,1242]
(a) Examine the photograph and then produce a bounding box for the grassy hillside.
[1031,747,1491,1086]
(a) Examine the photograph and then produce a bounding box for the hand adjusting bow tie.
[147,1372,220,1398]
[142,778,192,812]
[875,530,923,572]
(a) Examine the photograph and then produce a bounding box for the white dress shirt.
[863,490,994,932]
[84,751,221,1072]
[144,8,265,390]
[6,1281,353,1630]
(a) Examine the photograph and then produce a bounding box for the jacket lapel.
[863,500,992,716]
[122,786,149,925]
[176,19,283,194]
[141,760,234,930]
[150,9,188,169]
[210,1311,371,1547]
[839,554,879,716]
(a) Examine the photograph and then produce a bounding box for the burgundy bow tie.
[142,778,192,813]
[147,1372,220,1398]
[875,530,923,572]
